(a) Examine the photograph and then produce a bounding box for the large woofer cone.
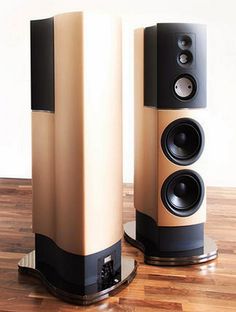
[161,118,204,165]
[161,170,204,217]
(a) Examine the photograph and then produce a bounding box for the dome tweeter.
[174,75,196,100]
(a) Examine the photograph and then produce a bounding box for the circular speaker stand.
[124,221,218,266]
[18,251,137,305]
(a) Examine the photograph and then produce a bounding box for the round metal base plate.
[18,251,137,305]
[124,221,218,266]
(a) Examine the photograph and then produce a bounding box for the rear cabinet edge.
[31,17,55,112]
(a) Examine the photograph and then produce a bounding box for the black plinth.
[124,221,218,266]
[18,251,137,305]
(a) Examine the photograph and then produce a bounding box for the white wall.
[0,0,236,186]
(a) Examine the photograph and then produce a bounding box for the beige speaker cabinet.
[124,23,217,265]
[18,12,137,305]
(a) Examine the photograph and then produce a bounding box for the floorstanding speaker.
[124,23,218,265]
[18,12,137,305]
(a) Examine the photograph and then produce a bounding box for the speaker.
[124,23,217,265]
[18,12,136,304]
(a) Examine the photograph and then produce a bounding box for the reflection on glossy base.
[18,251,137,305]
[124,221,218,266]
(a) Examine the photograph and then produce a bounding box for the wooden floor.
[0,179,235,311]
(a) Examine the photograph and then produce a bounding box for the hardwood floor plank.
[0,179,235,311]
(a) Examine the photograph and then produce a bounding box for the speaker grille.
[161,170,204,217]
[161,118,204,166]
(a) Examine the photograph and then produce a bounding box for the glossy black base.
[18,251,137,305]
[35,234,122,291]
[124,221,218,266]
[136,210,204,254]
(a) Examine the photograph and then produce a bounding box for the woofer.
[161,170,204,217]
[161,118,204,165]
